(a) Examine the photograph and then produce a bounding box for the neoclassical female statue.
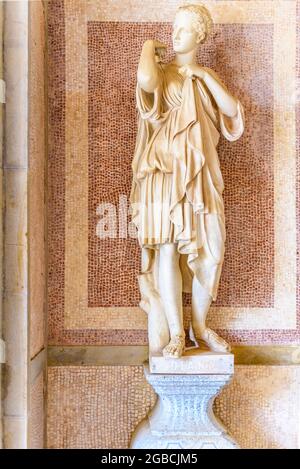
[130,3,245,359]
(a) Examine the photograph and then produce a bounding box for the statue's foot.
[163,334,185,358]
[196,328,231,353]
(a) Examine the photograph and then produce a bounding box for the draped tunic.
[130,62,245,300]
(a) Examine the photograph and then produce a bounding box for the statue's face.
[172,10,203,54]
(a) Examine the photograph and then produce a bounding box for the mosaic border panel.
[48,0,300,345]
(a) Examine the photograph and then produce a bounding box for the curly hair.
[177,3,213,42]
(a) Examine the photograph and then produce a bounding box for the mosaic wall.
[29,372,44,449]
[47,0,300,346]
[47,365,300,449]
[46,0,300,450]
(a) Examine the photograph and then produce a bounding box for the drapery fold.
[130,64,245,299]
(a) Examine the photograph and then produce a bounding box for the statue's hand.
[142,39,167,63]
[153,40,167,62]
[143,39,167,58]
[179,64,206,80]
[151,39,167,51]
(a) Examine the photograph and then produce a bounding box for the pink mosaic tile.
[88,21,274,309]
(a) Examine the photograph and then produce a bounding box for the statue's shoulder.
[201,66,217,76]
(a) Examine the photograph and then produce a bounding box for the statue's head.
[172,3,213,54]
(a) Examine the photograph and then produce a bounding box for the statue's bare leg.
[158,243,185,358]
[191,276,231,352]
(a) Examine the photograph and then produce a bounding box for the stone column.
[3,0,29,448]
[131,351,238,449]
[2,0,46,448]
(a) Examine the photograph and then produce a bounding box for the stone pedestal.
[130,350,238,449]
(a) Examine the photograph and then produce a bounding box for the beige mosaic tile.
[29,372,45,449]
[47,365,300,449]
[47,366,156,448]
[215,365,300,449]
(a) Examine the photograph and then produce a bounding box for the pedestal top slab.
[149,348,234,375]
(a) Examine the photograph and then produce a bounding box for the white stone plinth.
[150,349,234,374]
[130,352,238,449]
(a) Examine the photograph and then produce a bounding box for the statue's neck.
[173,49,197,67]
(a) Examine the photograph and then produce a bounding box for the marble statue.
[130,3,245,359]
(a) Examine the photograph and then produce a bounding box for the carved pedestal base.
[130,352,238,449]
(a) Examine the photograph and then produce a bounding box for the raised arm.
[137,40,166,93]
[202,68,238,117]
[179,64,238,117]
